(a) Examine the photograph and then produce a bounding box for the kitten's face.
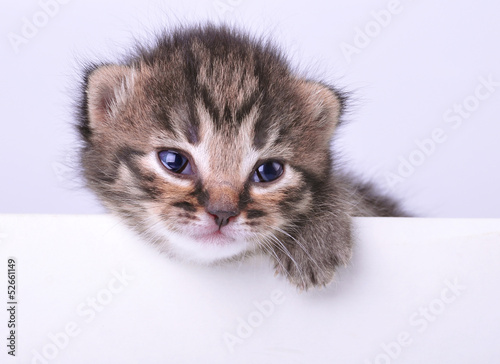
[80,28,342,264]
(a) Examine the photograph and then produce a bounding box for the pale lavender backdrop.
[1,0,499,217]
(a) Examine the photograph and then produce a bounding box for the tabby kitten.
[78,25,404,290]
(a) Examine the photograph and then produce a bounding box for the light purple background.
[1,0,499,217]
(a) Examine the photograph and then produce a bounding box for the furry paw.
[272,244,350,291]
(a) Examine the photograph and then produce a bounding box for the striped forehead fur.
[80,25,330,148]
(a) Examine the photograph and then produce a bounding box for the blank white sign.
[0,215,499,363]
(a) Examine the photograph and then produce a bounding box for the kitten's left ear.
[301,81,345,139]
[85,64,136,130]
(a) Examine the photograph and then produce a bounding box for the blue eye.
[158,150,193,175]
[252,161,284,183]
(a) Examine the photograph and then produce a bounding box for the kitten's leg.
[270,202,353,290]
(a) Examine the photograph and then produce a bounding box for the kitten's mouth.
[193,229,235,245]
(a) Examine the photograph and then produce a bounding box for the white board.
[0,215,499,363]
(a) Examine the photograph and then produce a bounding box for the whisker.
[272,226,322,271]
[267,231,306,288]
[252,232,291,280]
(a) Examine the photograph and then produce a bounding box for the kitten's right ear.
[85,65,135,129]
[300,81,346,141]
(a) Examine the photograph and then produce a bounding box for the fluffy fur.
[77,24,406,290]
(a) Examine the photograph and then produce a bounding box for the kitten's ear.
[85,65,135,128]
[302,81,344,139]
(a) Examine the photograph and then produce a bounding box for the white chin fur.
[157,229,251,264]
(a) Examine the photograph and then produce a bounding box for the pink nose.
[206,208,239,228]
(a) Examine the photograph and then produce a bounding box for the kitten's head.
[79,25,344,263]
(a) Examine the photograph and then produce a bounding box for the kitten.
[77,24,405,290]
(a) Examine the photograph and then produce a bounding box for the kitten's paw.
[273,244,352,291]
[273,253,339,291]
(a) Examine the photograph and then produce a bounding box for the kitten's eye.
[158,150,193,175]
[252,161,284,183]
